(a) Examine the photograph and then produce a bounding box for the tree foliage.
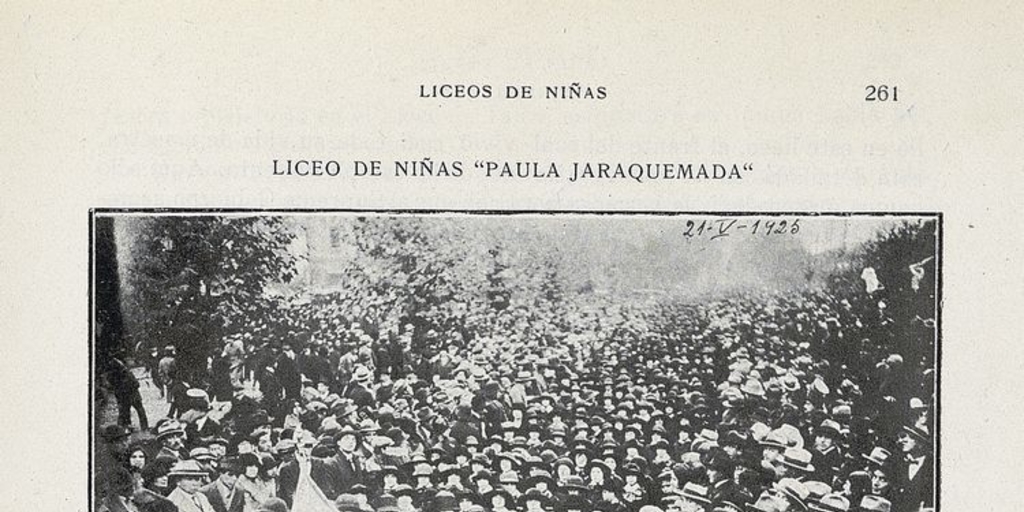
[124,216,299,381]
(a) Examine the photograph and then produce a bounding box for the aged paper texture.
[1,2,1022,511]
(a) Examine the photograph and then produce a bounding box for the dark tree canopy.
[123,216,299,382]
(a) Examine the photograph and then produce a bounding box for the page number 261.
[865,85,898,102]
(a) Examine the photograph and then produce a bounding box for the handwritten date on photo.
[684,218,801,240]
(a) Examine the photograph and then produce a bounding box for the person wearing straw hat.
[777,448,815,480]
[855,495,891,512]
[155,419,188,462]
[808,493,850,512]
[167,460,216,512]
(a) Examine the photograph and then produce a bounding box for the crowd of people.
[96,277,936,512]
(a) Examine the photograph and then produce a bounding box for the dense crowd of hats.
[97,284,935,512]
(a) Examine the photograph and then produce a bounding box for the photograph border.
[88,208,942,510]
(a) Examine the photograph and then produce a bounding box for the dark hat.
[622,462,643,476]
[101,424,131,443]
[238,453,261,469]
[392,484,416,498]
[483,489,515,507]
[522,489,551,506]
[431,491,459,512]
[585,460,611,476]
[472,469,495,483]
[376,494,400,512]
[901,424,929,443]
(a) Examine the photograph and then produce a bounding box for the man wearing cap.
[167,460,216,512]
[199,457,245,512]
[156,420,188,461]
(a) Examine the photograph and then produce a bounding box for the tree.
[124,216,299,382]
[94,216,127,365]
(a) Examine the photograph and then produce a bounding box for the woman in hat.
[483,489,516,512]
[140,457,176,498]
[393,484,420,512]
[522,488,553,512]
[585,460,613,494]
[236,453,276,512]
[619,463,647,510]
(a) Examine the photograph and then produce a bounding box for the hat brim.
[169,471,207,478]
[157,429,185,439]
[780,460,815,473]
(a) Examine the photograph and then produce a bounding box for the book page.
[1,2,1021,511]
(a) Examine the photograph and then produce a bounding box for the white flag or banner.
[292,459,337,512]
[908,256,934,292]
[860,267,882,294]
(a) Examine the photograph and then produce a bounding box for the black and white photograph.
[91,212,939,512]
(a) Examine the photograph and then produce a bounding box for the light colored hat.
[189,447,215,461]
[748,493,789,512]
[156,420,186,439]
[773,478,810,509]
[804,481,831,500]
[780,448,815,473]
[168,459,207,478]
[776,424,804,449]
[858,495,892,512]
[809,493,850,512]
[352,365,373,382]
[750,422,771,442]
[680,482,710,505]
[863,447,891,467]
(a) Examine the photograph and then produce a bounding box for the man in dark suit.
[107,356,148,430]
[895,425,934,512]
[811,420,845,485]
[199,457,245,512]
[276,342,302,401]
